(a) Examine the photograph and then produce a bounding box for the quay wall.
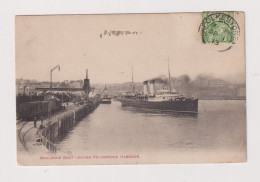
[40,96,100,153]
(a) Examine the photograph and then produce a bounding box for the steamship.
[119,63,198,113]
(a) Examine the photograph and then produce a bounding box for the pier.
[17,96,101,155]
[39,96,100,153]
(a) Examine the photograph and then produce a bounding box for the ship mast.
[131,65,135,92]
[168,58,172,92]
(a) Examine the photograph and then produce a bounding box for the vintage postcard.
[16,12,246,166]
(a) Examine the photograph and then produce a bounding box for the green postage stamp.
[201,12,240,44]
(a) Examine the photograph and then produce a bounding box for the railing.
[41,134,58,153]
[38,130,72,155]
[37,97,101,154]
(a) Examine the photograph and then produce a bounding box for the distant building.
[69,80,83,88]
[16,85,32,96]
[198,80,208,88]
[16,85,22,95]
[236,87,246,98]
[208,79,225,88]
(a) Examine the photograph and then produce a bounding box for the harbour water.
[58,100,246,163]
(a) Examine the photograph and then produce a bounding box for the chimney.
[86,69,88,79]
[83,69,90,93]
[149,80,155,95]
[143,81,148,95]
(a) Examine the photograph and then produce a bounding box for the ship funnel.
[143,81,148,95]
[149,80,155,95]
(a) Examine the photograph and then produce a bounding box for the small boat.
[101,86,112,104]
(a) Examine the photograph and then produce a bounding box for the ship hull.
[119,99,198,113]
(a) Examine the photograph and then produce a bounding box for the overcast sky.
[15,13,245,84]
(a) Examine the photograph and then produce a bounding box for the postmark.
[198,12,240,50]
